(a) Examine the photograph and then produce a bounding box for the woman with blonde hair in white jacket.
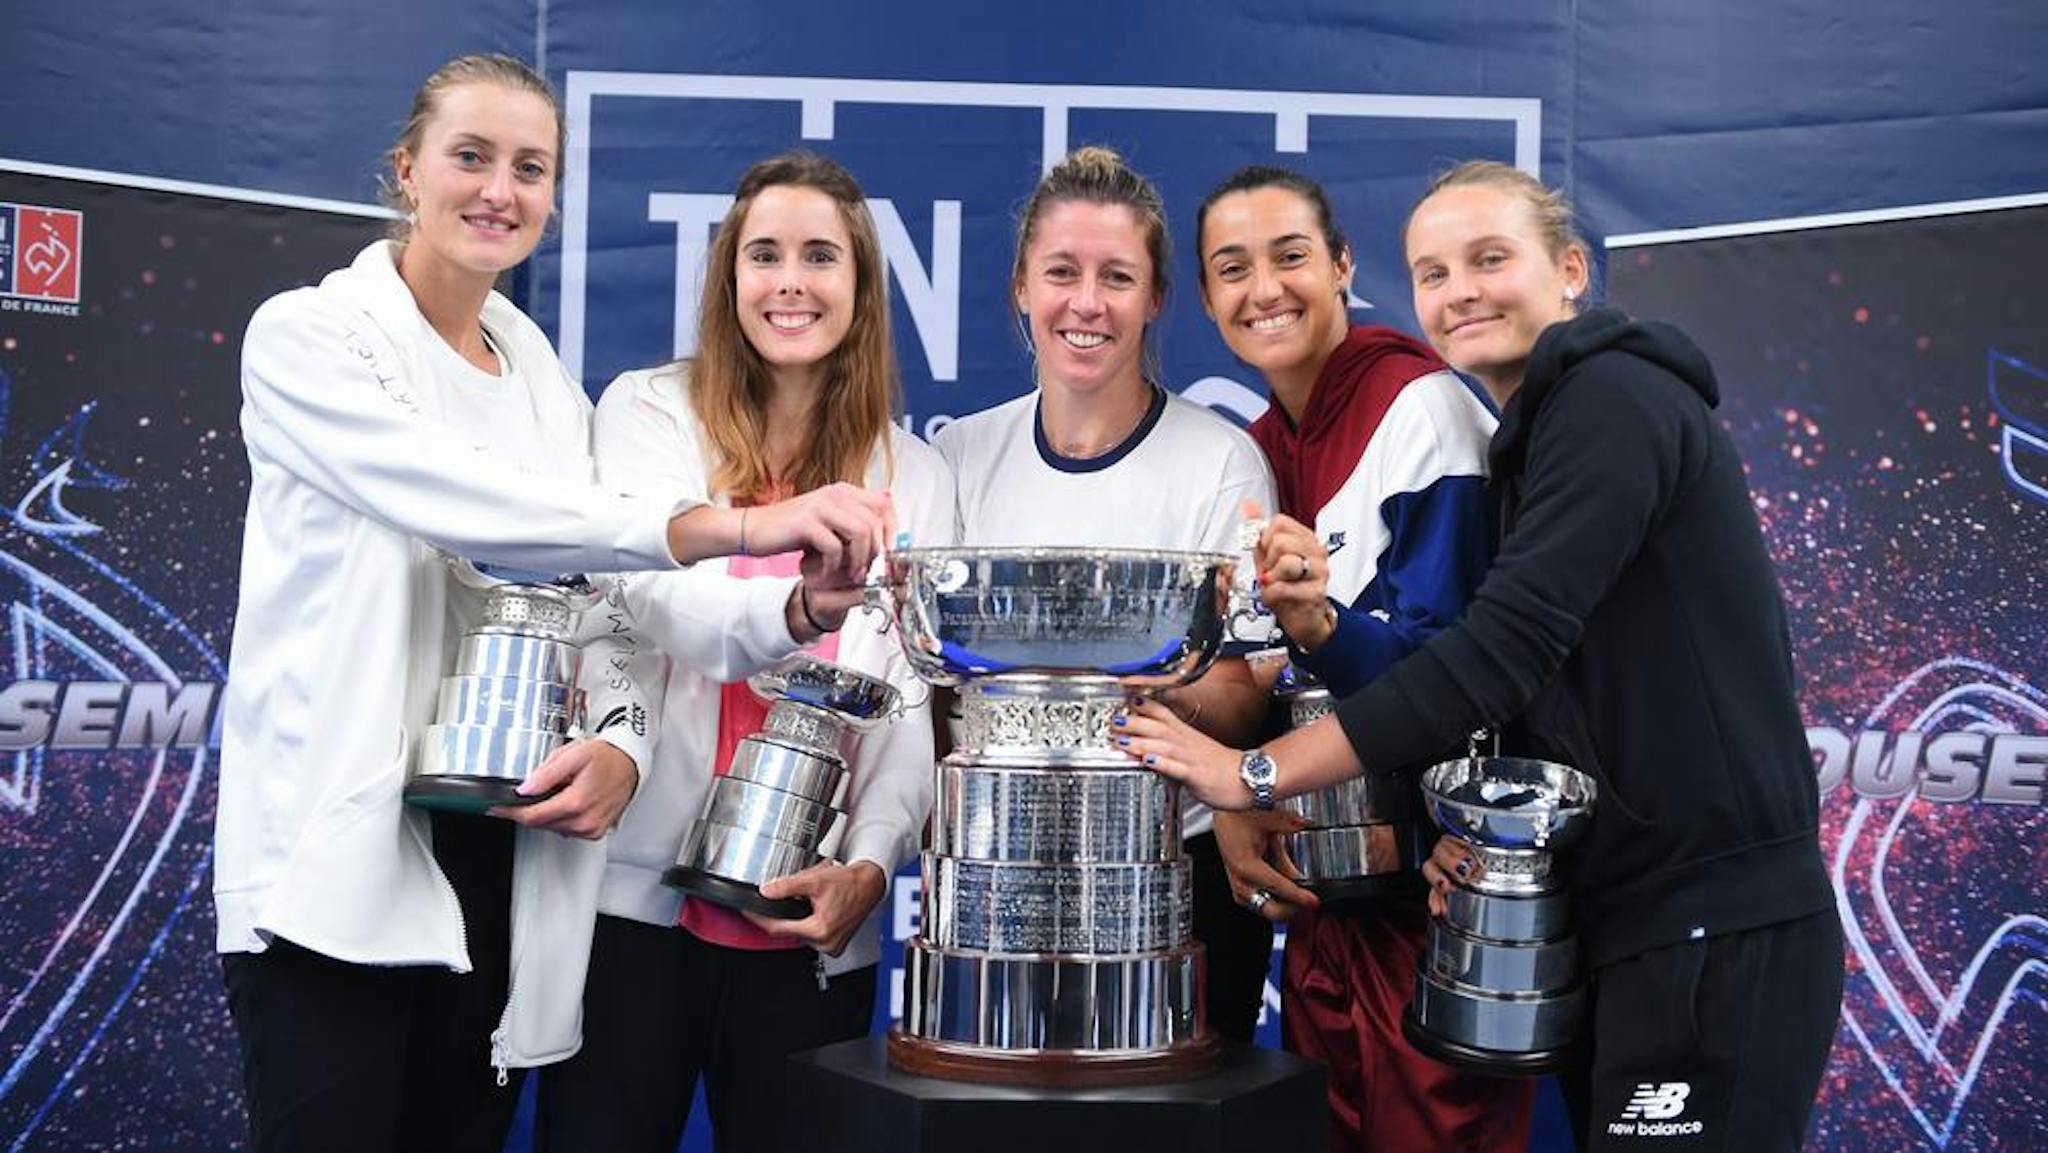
[214,58,890,1153]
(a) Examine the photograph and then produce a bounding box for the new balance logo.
[1607,1082,1704,1139]
[1621,1083,1690,1120]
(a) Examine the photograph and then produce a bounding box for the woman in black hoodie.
[1116,162,1843,1152]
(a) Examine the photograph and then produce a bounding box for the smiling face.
[732,183,858,387]
[1014,199,1161,401]
[1198,186,1353,380]
[1405,183,1587,401]
[393,81,557,283]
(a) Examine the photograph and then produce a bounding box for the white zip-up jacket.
[214,241,687,1069]
[591,365,956,976]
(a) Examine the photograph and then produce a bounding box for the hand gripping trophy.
[1239,517,1430,901]
[663,655,903,918]
[404,559,607,814]
[1404,735,1599,1074]
[1269,664,1432,899]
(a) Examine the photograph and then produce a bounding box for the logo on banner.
[0,368,223,1144]
[0,203,84,313]
[1827,657,2045,1147]
[1809,656,2047,808]
[1988,349,2047,505]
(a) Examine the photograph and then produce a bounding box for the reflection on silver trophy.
[1272,665,1430,899]
[875,545,1234,1085]
[1403,741,1598,1074]
[663,655,902,919]
[404,563,602,815]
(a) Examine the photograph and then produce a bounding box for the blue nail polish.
[1113,714,1127,727]
[1144,754,1157,765]
[1116,736,1130,747]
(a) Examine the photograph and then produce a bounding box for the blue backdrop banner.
[0,4,2043,1150]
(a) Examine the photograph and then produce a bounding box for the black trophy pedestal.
[402,775,555,816]
[786,1035,1326,1153]
[661,863,812,919]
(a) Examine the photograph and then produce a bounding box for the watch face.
[1242,750,1277,790]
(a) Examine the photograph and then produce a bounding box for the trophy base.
[402,775,555,815]
[1304,870,1427,905]
[1400,1003,1579,1077]
[885,1028,1219,1087]
[662,864,813,920]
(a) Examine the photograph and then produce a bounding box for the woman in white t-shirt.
[930,145,1278,1043]
[537,152,953,1153]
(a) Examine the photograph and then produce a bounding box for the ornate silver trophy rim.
[1420,755,1599,850]
[748,653,903,728]
[890,544,1235,566]
[877,545,1237,688]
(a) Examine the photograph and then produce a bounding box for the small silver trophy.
[1404,741,1598,1074]
[663,655,901,919]
[1272,665,1430,900]
[403,562,600,815]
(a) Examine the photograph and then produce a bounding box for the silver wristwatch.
[1239,748,1278,811]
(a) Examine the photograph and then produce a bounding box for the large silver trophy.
[1272,666,1430,899]
[1403,746,1597,1074]
[663,655,902,918]
[877,546,1234,1085]
[405,565,602,814]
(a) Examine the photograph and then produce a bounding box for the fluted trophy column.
[404,563,602,814]
[873,546,1235,1085]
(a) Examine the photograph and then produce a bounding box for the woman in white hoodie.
[535,152,952,1153]
[214,58,890,1153]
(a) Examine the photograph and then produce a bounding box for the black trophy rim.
[662,865,813,919]
[403,776,554,815]
[1400,1003,1579,1077]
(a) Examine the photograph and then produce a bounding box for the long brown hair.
[687,153,898,502]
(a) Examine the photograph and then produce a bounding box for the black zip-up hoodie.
[1334,308,1832,966]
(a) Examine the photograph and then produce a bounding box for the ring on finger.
[1245,888,1274,913]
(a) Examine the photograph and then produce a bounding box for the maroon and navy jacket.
[1249,325,1497,697]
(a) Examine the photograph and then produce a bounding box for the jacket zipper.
[489,928,519,1084]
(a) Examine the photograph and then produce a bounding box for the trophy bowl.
[1419,756,1598,851]
[878,546,1235,687]
[748,655,901,728]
